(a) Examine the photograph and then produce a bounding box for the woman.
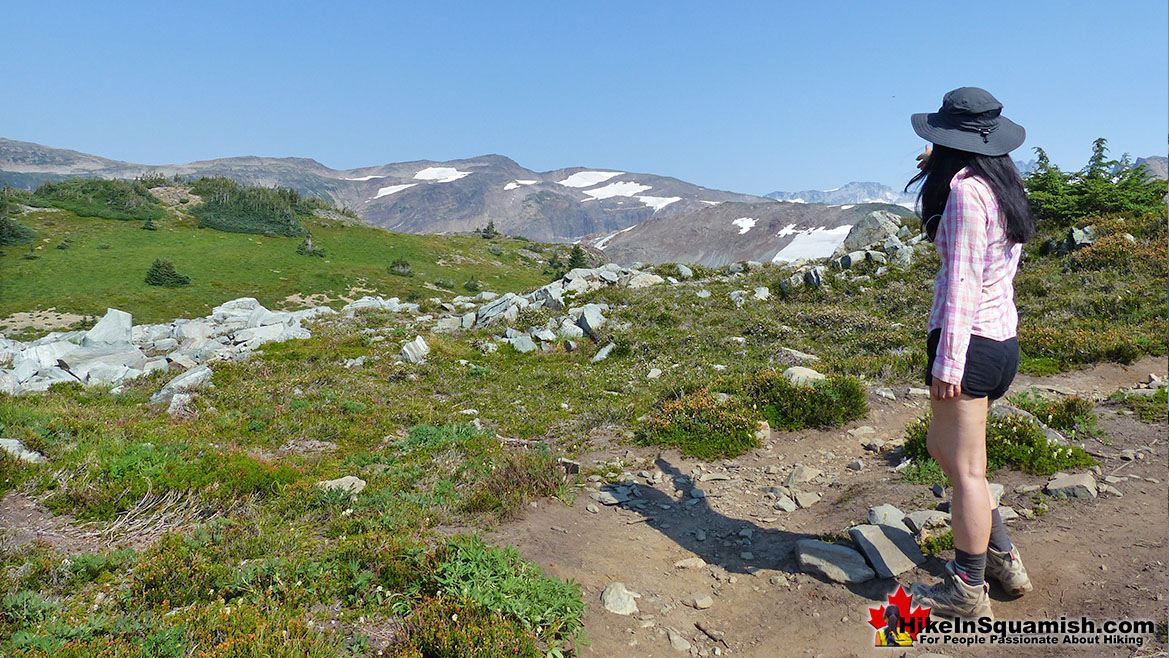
[904,87,1037,620]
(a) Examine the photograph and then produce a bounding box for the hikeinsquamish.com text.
[915,616,1155,648]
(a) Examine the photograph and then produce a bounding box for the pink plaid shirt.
[928,168,1022,385]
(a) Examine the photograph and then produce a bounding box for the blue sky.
[2,1,1165,194]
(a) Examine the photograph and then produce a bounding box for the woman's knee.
[950,463,987,487]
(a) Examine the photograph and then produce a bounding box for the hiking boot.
[987,547,1033,596]
[909,561,993,620]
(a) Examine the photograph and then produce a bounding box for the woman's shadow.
[600,455,902,600]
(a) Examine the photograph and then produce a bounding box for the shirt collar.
[949,167,975,189]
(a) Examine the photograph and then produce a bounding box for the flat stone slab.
[794,490,821,508]
[848,524,925,578]
[904,510,951,534]
[784,464,823,487]
[316,475,366,495]
[796,539,875,584]
[0,438,47,464]
[866,504,908,531]
[1045,472,1097,499]
[783,366,825,386]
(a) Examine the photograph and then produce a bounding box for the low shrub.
[920,529,955,556]
[388,258,413,276]
[742,371,868,431]
[187,177,307,236]
[295,237,325,257]
[463,276,483,292]
[0,216,37,246]
[433,536,584,644]
[1068,233,1166,275]
[1008,390,1099,440]
[636,389,759,459]
[434,278,455,290]
[33,178,164,221]
[144,258,191,287]
[386,595,540,658]
[460,450,562,519]
[904,414,1095,476]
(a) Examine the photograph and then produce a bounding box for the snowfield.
[732,217,756,234]
[771,225,852,262]
[582,181,652,200]
[343,175,386,181]
[557,171,623,188]
[504,179,539,191]
[637,195,681,212]
[775,223,799,238]
[594,225,637,250]
[414,167,471,183]
[371,183,417,199]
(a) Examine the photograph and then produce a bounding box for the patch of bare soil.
[0,308,87,335]
[488,356,1168,657]
[148,186,203,207]
[0,492,102,554]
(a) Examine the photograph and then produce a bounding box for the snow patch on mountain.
[343,175,386,181]
[732,217,756,234]
[594,225,637,250]
[775,223,799,237]
[372,183,417,199]
[414,167,471,183]
[582,181,652,200]
[558,171,623,188]
[637,195,681,212]
[771,225,852,263]
[504,179,538,191]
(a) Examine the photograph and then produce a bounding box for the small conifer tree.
[145,258,191,287]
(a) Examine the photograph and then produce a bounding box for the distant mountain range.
[765,182,916,208]
[0,138,765,243]
[3,138,1162,268]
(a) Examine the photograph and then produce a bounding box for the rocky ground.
[488,357,1169,658]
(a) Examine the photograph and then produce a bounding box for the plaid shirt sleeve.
[932,180,988,385]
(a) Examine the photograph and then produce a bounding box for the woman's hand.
[931,378,962,400]
[916,145,932,171]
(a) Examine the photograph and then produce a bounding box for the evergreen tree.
[145,259,191,287]
[567,244,587,269]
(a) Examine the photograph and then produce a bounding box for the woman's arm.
[932,180,988,396]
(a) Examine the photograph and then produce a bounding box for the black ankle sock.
[988,507,1013,553]
[954,548,987,585]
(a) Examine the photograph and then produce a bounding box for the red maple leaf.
[867,585,931,641]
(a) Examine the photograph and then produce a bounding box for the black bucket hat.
[911,87,1025,156]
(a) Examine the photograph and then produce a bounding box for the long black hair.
[905,144,1036,244]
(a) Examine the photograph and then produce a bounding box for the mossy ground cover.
[0,207,549,327]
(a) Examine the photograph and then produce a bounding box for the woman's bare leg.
[926,393,990,553]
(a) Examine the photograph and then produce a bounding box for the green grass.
[1108,387,1168,424]
[0,207,550,326]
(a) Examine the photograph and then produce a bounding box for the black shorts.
[925,328,1019,400]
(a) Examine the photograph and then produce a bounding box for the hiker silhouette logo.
[869,585,930,647]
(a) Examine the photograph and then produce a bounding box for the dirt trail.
[489,356,1168,657]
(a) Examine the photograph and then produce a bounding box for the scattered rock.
[510,334,537,353]
[931,483,944,498]
[796,539,876,584]
[400,336,430,363]
[793,490,821,508]
[648,368,662,379]
[848,524,925,578]
[686,593,714,610]
[866,504,909,531]
[601,582,640,616]
[690,488,706,499]
[904,510,951,535]
[783,366,825,386]
[576,306,607,337]
[847,459,864,471]
[676,264,693,279]
[316,475,366,495]
[876,387,896,400]
[591,343,616,363]
[1045,473,1097,499]
[779,347,819,362]
[784,464,823,487]
[773,495,798,512]
[591,490,629,506]
[667,628,691,652]
[674,557,707,569]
